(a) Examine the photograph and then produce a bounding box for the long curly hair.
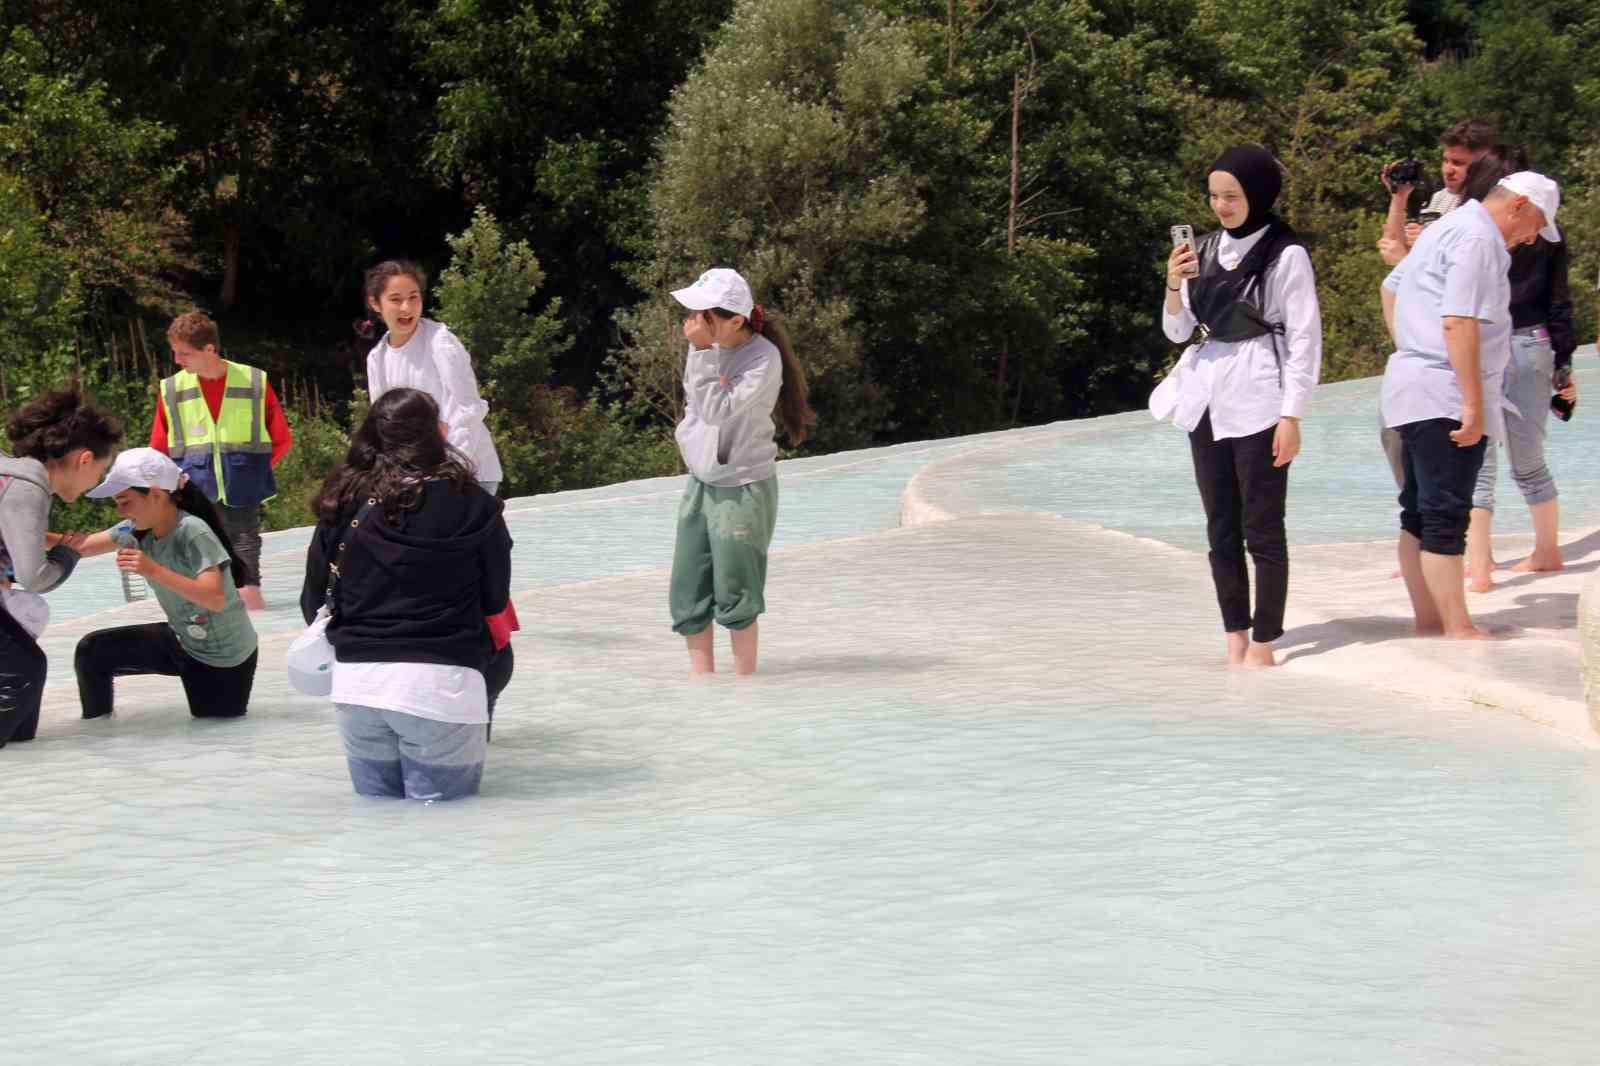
[312,388,477,524]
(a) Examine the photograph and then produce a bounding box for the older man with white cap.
[1378,170,1559,640]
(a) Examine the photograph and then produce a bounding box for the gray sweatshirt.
[673,334,783,487]
[0,454,81,593]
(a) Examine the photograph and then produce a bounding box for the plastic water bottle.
[111,520,149,602]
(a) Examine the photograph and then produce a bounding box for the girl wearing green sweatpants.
[667,268,815,675]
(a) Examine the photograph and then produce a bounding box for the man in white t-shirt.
[1377,118,1496,266]
[1378,172,1560,639]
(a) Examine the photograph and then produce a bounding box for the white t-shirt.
[1380,199,1512,440]
[366,319,504,483]
[332,660,488,725]
[1151,226,1323,440]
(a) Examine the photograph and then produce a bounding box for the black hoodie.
[300,480,512,671]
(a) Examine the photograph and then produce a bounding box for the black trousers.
[75,623,258,720]
[484,643,514,742]
[1188,410,1290,644]
[1396,418,1486,556]
[0,603,47,747]
[218,503,263,587]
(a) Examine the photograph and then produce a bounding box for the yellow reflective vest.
[159,363,276,507]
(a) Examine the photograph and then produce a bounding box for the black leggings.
[484,643,514,742]
[75,623,258,720]
[0,603,47,747]
[1188,410,1290,644]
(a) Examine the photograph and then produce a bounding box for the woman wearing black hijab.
[1148,145,1324,667]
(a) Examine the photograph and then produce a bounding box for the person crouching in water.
[73,448,259,720]
[1148,146,1324,667]
[668,268,816,676]
[301,388,512,801]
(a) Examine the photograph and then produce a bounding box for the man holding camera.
[1377,119,1497,266]
[1378,171,1560,639]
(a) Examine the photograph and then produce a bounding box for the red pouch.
[487,602,520,651]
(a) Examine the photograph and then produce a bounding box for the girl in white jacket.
[362,260,504,495]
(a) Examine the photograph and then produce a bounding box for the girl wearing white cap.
[668,268,815,675]
[69,448,259,721]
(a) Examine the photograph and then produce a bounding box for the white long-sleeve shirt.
[673,334,782,487]
[1149,227,1323,440]
[366,319,504,483]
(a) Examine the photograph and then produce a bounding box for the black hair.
[130,483,254,588]
[356,259,428,341]
[6,387,124,462]
[1460,144,1531,203]
[312,387,476,525]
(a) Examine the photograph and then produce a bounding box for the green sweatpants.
[669,475,779,635]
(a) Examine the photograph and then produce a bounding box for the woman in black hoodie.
[302,388,512,800]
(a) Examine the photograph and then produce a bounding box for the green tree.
[617,0,1034,449]
[1177,0,1426,380]
[0,172,81,405]
[0,27,175,313]
[418,0,734,386]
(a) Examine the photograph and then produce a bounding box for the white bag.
[287,497,378,698]
[286,605,335,696]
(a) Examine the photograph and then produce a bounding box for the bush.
[261,409,351,531]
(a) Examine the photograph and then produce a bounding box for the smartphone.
[1552,366,1575,421]
[1170,224,1198,277]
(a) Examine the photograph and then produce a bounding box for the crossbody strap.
[323,497,379,615]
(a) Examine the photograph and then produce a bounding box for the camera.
[1387,159,1424,187]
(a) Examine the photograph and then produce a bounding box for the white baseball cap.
[1496,171,1561,242]
[671,268,754,317]
[86,447,184,498]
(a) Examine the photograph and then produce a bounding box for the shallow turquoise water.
[9,359,1599,1064]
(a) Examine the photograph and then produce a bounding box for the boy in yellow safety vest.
[151,311,293,611]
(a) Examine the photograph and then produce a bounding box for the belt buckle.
[1531,325,1550,341]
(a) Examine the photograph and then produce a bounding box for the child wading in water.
[361,260,503,496]
[73,449,259,720]
[669,268,815,675]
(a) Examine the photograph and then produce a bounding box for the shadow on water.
[758,653,946,677]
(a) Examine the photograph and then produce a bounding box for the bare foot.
[240,586,267,611]
[1389,568,1402,579]
[1225,631,1249,666]
[1411,621,1444,636]
[1242,642,1277,668]
[1467,576,1494,594]
[1438,623,1513,641]
[1509,553,1563,574]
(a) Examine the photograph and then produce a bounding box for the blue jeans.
[1473,330,1558,513]
[336,705,487,800]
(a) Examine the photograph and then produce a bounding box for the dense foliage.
[0,0,1594,527]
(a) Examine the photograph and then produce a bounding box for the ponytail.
[133,483,254,588]
[758,312,815,447]
[708,305,817,447]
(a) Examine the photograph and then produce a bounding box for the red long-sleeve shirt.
[149,372,293,467]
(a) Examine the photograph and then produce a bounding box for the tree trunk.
[947,0,957,71]
[998,70,1022,393]
[221,222,242,309]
